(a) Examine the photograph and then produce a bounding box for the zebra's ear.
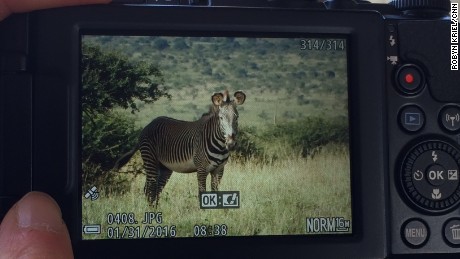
[233,91,246,105]
[211,92,224,106]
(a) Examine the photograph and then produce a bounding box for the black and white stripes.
[115,90,246,205]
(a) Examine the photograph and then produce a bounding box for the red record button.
[405,73,414,84]
[396,64,425,94]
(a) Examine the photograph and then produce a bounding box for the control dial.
[389,0,451,16]
[400,140,460,213]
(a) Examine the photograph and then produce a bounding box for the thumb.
[0,192,74,259]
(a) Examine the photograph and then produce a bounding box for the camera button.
[426,164,447,187]
[399,105,425,132]
[396,64,425,95]
[401,140,460,213]
[402,219,429,248]
[444,218,460,246]
[439,106,460,132]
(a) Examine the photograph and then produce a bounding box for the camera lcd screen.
[81,34,351,239]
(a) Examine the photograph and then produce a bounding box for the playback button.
[399,105,425,132]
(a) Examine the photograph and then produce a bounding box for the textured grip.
[389,0,451,12]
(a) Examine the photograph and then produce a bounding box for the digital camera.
[1,0,459,257]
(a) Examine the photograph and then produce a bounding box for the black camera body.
[1,0,459,257]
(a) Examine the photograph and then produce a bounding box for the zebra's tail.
[113,144,139,170]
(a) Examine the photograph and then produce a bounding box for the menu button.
[402,219,429,248]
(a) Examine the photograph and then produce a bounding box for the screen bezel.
[30,5,388,258]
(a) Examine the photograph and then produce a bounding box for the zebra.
[114,90,246,205]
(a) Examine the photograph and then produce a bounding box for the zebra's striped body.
[115,90,246,205]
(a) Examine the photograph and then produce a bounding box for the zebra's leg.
[140,146,160,205]
[155,164,173,205]
[144,168,159,205]
[211,166,224,191]
[197,169,208,193]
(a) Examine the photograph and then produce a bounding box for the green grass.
[82,146,351,239]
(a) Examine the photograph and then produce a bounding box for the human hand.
[0,0,111,21]
[0,192,74,259]
[1,1,112,257]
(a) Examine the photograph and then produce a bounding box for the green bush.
[262,117,348,157]
[82,112,140,194]
[231,126,265,163]
[231,117,348,163]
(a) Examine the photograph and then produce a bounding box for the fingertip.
[16,192,64,233]
[0,0,112,21]
[0,192,74,259]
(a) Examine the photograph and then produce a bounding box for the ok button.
[427,164,446,186]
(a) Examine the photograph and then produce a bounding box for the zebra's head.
[211,90,246,151]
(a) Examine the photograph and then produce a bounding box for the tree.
[81,43,170,194]
[172,38,189,50]
[81,43,170,116]
[152,38,170,50]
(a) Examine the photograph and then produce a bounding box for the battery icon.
[83,224,101,234]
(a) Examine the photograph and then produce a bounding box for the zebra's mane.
[200,104,219,118]
[200,98,236,120]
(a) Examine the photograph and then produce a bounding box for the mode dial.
[389,0,451,16]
